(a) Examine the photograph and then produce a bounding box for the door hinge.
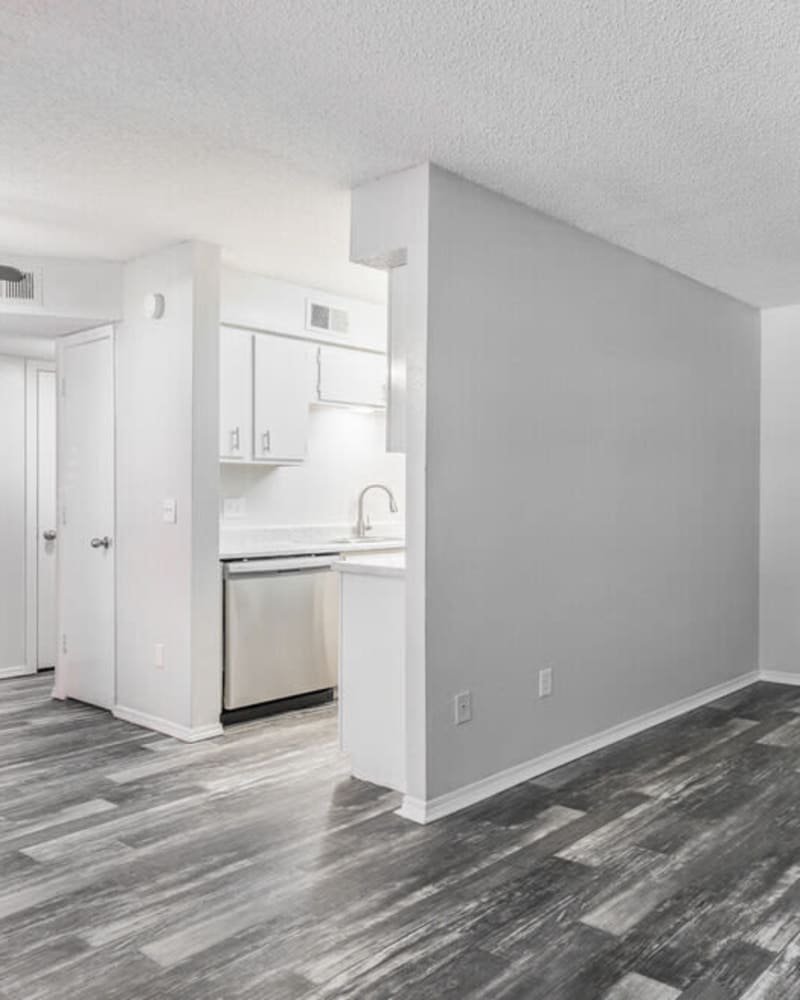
[61,634,67,655]
[61,376,66,398]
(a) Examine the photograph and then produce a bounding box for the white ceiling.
[2,1,800,306]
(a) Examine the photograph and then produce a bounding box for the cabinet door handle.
[262,430,271,453]
[230,426,240,451]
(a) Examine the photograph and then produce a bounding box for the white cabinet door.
[253,336,312,463]
[318,345,387,408]
[220,327,253,460]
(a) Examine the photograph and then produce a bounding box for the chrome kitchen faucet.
[355,484,399,538]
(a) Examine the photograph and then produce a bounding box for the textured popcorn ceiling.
[2,1,800,305]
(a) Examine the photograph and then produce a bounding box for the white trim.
[0,665,36,680]
[759,669,800,686]
[25,358,56,672]
[113,704,224,743]
[397,670,759,825]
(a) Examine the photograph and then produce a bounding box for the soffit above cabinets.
[221,269,387,353]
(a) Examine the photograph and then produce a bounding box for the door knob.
[43,529,57,541]
[90,536,112,549]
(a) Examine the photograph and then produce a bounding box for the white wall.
[0,335,55,360]
[0,355,26,671]
[0,253,122,326]
[115,241,222,737]
[353,164,761,809]
[221,268,386,351]
[220,405,405,530]
[760,306,800,676]
[351,163,431,802]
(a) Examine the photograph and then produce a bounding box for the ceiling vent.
[0,270,41,305]
[306,299,349,337]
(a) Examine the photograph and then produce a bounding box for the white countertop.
[334,551,406,578]
[220,537,405,561]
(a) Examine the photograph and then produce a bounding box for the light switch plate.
[162,498,177,524]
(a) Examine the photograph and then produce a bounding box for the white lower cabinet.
[253,335,313,464]
[317,345,387,408]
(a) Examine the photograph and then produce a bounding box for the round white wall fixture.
[143,292,165,319]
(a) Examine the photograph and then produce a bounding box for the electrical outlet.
[454,691,473,725]
[155,643,165,670]
[223,497,246,519]
[539,667,553,699]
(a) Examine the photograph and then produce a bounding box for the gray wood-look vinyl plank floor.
[4,675,800,998]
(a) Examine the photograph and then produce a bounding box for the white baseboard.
[759,669,800,687]
[0,665,36,680]
[113,705,224,743]
[398,670,759,825]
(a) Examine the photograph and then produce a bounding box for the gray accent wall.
[424,168,761,799]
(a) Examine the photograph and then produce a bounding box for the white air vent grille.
[0,270,40,304]
[306,299,350,337]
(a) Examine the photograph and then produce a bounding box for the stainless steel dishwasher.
[222,554,339,712]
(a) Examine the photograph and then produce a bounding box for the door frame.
[24,357,56,674]
[53,325,116,703]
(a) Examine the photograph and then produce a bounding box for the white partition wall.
[353,164,761,822]
[114,241,222,741]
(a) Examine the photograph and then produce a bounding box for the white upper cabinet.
[219,327,253,460]
[253,336,313,463]
[220,324,387,465]
[317,345,387,408]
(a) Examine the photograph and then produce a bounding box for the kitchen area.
[217,269,407,793]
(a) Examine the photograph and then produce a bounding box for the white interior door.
[25,360,57,670]
[36,368,57,667]
[58,329,115,709]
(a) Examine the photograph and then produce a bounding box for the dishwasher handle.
[225,555,337,576]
